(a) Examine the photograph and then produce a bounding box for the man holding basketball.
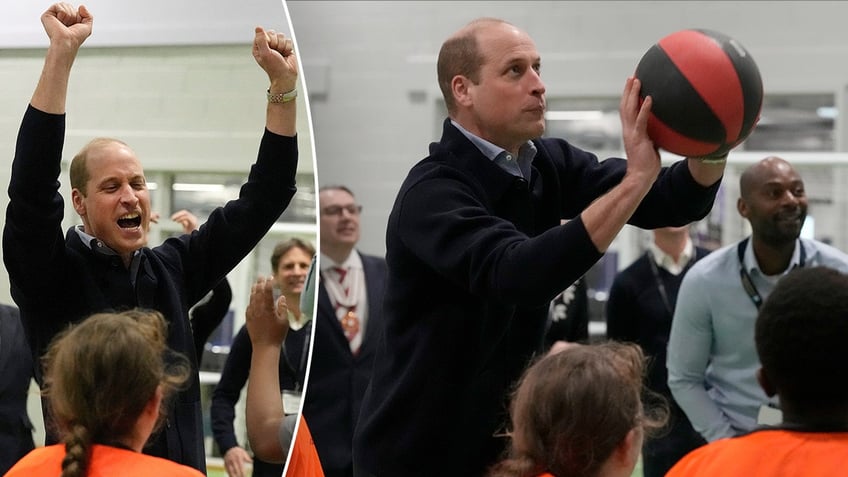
[353,17,730,477]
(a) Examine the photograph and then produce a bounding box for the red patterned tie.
[333,267,349,296]
[333,267,359,345]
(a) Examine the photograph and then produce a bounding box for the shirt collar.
[75,225,99,250]
[74,225,140,258]
[743,238,802,277]
[450,119,537,180]
[649,238,694,276]
[320,250,363,273]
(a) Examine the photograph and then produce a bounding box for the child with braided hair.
[6,310,201,477]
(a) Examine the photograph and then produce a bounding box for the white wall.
[288,0,848,257]
[1,0,290,47]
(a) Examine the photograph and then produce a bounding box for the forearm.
[246,344,286,462]
[581,173,653,252]
[31,44,79,114]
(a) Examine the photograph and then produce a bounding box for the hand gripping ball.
[634,29,763,158]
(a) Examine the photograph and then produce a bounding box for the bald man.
[668,156,848,443]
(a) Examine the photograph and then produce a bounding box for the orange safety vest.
[6,443,204,477]
[285,415,325,477]
[667,429,848,477]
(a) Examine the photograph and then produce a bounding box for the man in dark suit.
[606,226,709,476]
[0,304,35,475]
[303,185,387,477]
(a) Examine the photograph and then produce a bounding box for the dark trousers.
[253,457,284,477]
[642,409,707,477]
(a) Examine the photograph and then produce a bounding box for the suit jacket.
[303,252,387,477]
[0,304,35,475]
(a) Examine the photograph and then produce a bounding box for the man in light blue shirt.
[667,156,848,442]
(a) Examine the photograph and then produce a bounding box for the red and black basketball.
[634,29,763,158]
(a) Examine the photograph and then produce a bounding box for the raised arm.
[31,3,93,114]
[579,78,660,252]
[252,27,298,137]
[581,77,724,252]
[245,277,290,463]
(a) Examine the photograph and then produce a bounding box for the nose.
[119,184,139,206]
[529,69,545,97]
[779,189,801,207]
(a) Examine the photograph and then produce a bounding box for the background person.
[5,310,201,477]
[668,266,848,476]
[152,209,234,367]
[606,225,709,476]
[544,276,589,351]
[212,238,315,477]
[668,156,848,442]
[304,185,386,477]
[0,303,35,475]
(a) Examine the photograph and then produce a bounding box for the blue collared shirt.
[450,119,537,180]
[667,237,848,442]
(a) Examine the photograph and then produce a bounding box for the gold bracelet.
[267,87,297,103]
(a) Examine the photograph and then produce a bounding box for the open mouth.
[118,213,142,229]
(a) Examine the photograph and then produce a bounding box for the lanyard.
[646,250,697,317]
[737,238,806,310]
[647,253,674,316]
[281,321,312,392]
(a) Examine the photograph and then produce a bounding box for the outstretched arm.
[252,27,298,137]
[31,3,93,114]
[245,276,290,463]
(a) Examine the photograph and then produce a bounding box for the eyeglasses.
[321,204,363,217]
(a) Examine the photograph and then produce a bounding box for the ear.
[757,367,777,398]
[737,197,749,219]
[143,385,163,419]
[451,75,474,108]
[71,188,87,217]
[613,427,642,470]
